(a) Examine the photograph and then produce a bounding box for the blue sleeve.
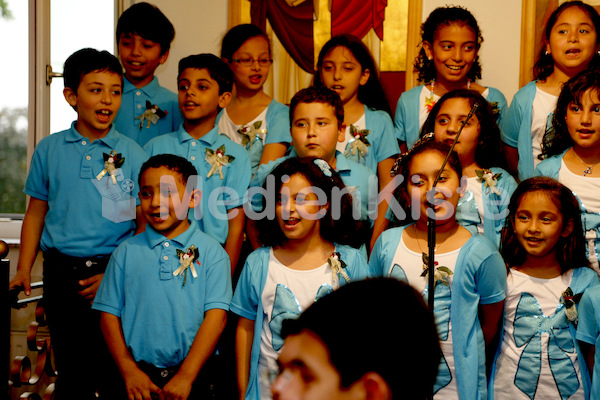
[230,252,263,320]
[393,95,406,142]
[367,228,402,278]
[92,249,125,316]
[203,247,233,311]
[124,140,149,207]
[486,87,508,130]
[500,85,530,148]
[474,247,507,305]
[24,140,50,201]
[369,110,400,162]
[265,101,292,145]
[338,245,368,282]
[577,287,600,345]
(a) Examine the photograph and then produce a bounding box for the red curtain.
[251,0,315,73]
[332,0,387,40]
[250,0,388,73]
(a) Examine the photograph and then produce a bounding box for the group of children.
[10,0,600,399]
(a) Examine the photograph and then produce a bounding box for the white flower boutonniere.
[476,169,502,196]
[420,253,453,287]
[561,287,581,325]
[135,101,168,130]
[238,121,267,149]
[345,125,370,161]
[206,145,235,180]
[96,150,124,184]
[327,252,350,283]
[173,245,200,287]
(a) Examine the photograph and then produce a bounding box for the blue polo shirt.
[144,125,251,244]
[92,219,232,368]
[114,76,183,147]
[24,123,148,257]
[249,151,378,223]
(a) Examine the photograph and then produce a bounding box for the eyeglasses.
[231,58,273,67]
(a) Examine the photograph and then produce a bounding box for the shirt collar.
[64,121,120,149]
[333,151,351,172]
[177,125,219,146]
[123,76,160,97]
[144,218,199,249]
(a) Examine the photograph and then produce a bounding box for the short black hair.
[289,86,344,129]
[116,2,175,55]
[63,48,123,94]
[178,54,234,95]
[282,278,440,400]
[138,154,198,189]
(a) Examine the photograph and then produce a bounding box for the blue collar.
[176,125,219,146]
[144,218,199,249]
[123,76,160,97]
[65,121,120,148]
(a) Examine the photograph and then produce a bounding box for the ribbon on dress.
[269,284,332,351]
[513,293,579,399]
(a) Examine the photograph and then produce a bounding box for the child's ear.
[561,218,574,238]
[350,372,391,400]
[63,87,78,108]
[188,188,202,209]
[218,91,232,109]
[337,123,346,143]
[158,49,170,65]
[423,41,433,61]
[360,68,370,86]
[545,42,551,56]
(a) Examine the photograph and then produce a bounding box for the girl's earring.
[545,50,550,56]
[428,56,433,61]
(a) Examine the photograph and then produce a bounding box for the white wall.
[422,0,522,105]
[133,0,230,93]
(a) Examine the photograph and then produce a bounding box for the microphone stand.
[426,103,478,311]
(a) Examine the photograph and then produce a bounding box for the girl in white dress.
[490,176,600,399]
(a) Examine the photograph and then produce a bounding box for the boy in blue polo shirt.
[9,48,148,399]
[93,154,232,400]
[247,86,378,249]
[144,54,251,274]
[113,2,182,147]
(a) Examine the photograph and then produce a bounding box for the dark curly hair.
[257,157,370,248]
[541,68,600,159]
[500,177,588,272]
[534,1,600,81]
[313,34,392,117]
[389,139,462,227]
[420,89,508,170]
[414,6,483,83]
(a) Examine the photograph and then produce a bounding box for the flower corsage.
[205,145,235,180]
[327,252,350,283]
[345,126,370,160]
[238,121,267,149]
[561,287,582,325]
[135,101,168,130]
[173,245,200,287]
[476,169,502,196]
[96,150,124,184]
[420,253,453,287]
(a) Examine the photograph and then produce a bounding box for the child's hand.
[124,368,161,400]
[78,273,104,302]
[9,269,32,296]
[159,373,193,400]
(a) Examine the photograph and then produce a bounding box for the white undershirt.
[337,112,366,153]
[218,107,268,145]
[531,87,558,168]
